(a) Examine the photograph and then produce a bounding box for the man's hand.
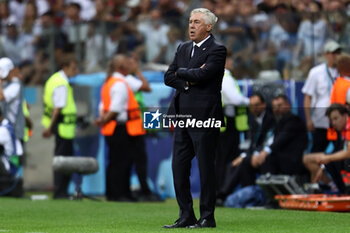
[94,117,104,127]
[128,56,140,74]
[200,63,206,69]
[306,119,315,132]
[42,128,52,138]
[251,151,268,168]
[316,154,330,165]
[232,156,243,167]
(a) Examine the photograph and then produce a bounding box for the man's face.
[188,12,212,43]
[249,95,266,117]
[325,50,341,68]
[65,62,79,78]
[272,97,290,119]
[330,110,347,131]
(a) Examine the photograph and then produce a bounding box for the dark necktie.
[191,45,199,58]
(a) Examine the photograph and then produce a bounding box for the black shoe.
[187,218,216,228]
[163,217,197,229]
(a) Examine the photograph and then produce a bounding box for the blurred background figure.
[42,58,78,199]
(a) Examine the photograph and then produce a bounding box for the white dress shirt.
[2,77,21,124]
[52,70,68,109]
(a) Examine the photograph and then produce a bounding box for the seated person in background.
[216,93,275,204]
[216,51,250,193]
[232,93,276,167]
[303,103,350,193]
[217,94,307,204]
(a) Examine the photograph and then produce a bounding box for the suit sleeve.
[176,44,226,83]
[164,43,187,91]
[270,117,307,154]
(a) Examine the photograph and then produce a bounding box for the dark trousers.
[105,124,133,200]
[215,116,240,193]
[172,127,219,220]
[310,128,328,153]
[219,154,279,199]
[53,134,73,198]
[325,161,346,194]
[131,135,151,195]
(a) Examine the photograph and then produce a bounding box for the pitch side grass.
[0,197,350,232]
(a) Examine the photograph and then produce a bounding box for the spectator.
[42,58,78,199]
[0,0,18,33]
[0,21,32,66]
[303,103,350,193]
[65,0,95,21]
[158,0,182,25]
[108,0,130,22]
[61,2,87,44]
[35,10,67,59]
[302,40,341,153]
[268,3,298,76]
[93,0,111,22]
[20,1,40,36]
[294,1,329,66]
[9,0,26,25]
[116,21,143,55]
[84,22,118,73]
[35,0,50,16]
[137,9,169,63]
[165,26,182,65]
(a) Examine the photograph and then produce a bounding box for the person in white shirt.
[216,52,249,193]
[0,107,22,176]
[95,54,147,202]
[0,57,25,143]
[42,58,78,199]
[302,40,341,153]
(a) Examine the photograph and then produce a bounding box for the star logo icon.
[150,109,162,122]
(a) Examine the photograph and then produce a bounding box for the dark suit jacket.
[246,108,276,155]
[164,35,226,125]
[269,112,308,174]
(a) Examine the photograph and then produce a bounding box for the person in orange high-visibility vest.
[328,54,350,141]
[95,54,145,202]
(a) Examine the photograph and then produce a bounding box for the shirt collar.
[112,72,126,79]
[193,35,211,48]
[256,110,266,125]
[0,118,9,126]
[59,70,69,82]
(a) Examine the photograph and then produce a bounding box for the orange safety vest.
[100,76,145,136]
[330,76,350,105]
[328,76,350,140]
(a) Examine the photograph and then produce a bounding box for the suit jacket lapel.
[186,43,192,64]
[188,35,214,67]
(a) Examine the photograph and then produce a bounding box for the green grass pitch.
[0,197,350,232]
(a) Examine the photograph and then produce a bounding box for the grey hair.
[190,8,218,27]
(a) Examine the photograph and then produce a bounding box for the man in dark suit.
[216,93,276,203]
[242,94,307,184]
[163,8,226,229]
[218,94,307,205]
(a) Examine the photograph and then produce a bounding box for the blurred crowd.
[0,0,350,84]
